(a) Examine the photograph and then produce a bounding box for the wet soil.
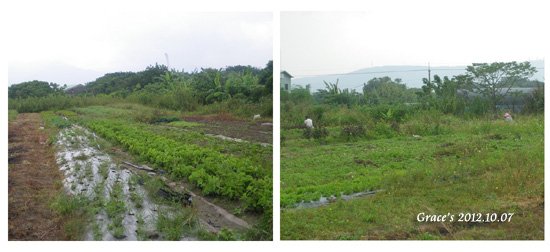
[156,176,254,232]
[183,115,272,144]
[8,113,65,240]
[292,190,381,209]
[56,124,253,239]
[56,125,195,240]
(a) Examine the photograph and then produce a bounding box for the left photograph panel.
[7,11,273,241]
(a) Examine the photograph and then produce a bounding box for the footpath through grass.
[281,115,543,240]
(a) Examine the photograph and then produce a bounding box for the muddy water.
[293,190,381,209]
[55,125,196,241]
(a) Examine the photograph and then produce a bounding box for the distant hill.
[8,62,103,87]
[292,60,544,92]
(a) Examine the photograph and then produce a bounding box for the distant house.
[280,71,293,92]
[65,84,87,95]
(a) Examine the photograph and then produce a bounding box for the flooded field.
[56,125,197,240]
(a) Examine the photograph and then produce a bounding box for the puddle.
[55,125,197,241]
[292,190,381,209]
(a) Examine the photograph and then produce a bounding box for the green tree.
[314,79,361,107]
[523,83,544,114]
[419,75,468,114]
[259,60,273,95]
[362,77,415,105]
[8,80,66,99]
[465,61,536,114]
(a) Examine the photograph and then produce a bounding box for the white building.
[280,71,293,92]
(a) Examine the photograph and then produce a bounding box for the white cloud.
[282,1,548,76]
[7,2,272,85]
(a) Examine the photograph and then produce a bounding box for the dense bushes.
[303,127,329,140]
[523,85,544,114]
[290,107,458,143]
[340,124,366,140]
[8,95,119,113]
[9,61,273,120]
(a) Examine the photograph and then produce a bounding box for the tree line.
[9,61,273,114]
[283,61,543,116]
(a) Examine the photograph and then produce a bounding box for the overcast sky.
[7,3,272,86]
[282,1,548,77]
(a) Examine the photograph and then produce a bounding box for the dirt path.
[8,113,65,240]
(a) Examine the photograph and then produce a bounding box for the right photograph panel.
[280,11,544,240]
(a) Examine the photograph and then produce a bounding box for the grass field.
[281,114,543,240]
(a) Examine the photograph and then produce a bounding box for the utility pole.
[428,62,431,83]
[164,53,170,70]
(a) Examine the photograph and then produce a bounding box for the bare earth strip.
[8,113,65,240]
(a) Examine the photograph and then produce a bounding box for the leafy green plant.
[156,210,195,241]
[84,119,271,212]
[217,228,236,241]
[106,182,126,239]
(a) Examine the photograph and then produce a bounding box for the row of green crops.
[84,119,271,212]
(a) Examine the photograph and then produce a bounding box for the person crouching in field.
[504,112,513,122]
[303,116,315,139]
[304,116,314,129]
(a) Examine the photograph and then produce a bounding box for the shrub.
[400,110,450,136]
[310,105,327,122]
[9,94,119,113]
[303,127,313,139]
[373,122,396,139]
[340,124,366,140]
[312,127,329,140]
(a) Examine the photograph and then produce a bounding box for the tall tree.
[419,75,469,114]
[362,76,415,105]
[8,80,66,99]
[465,61,536,114]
